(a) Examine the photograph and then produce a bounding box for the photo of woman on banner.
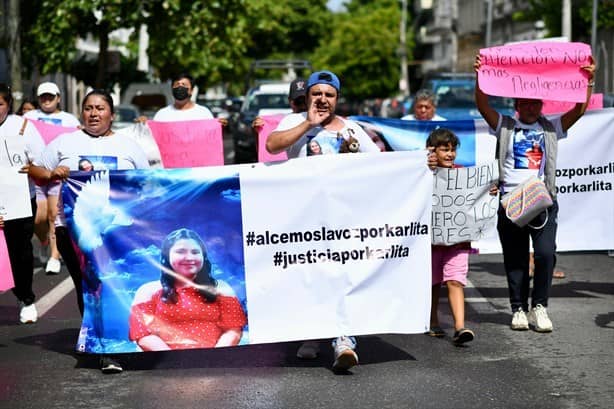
[129,228,247,351]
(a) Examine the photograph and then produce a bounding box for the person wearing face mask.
[153,73,214,122]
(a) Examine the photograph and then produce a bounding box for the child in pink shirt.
[426,128,497,345]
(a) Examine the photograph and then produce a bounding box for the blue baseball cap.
[306,70,341,92]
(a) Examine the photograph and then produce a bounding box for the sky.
[327,0,345,12]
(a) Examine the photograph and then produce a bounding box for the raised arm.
[561,57,596,132]
[266,119,313,154]
[474,54,499,130]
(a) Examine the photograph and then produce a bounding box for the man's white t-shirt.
[24,109,80,127]
[493,113,565,193]
[274,113,380,158]
[153,104,214,122]
[36,129,150,226]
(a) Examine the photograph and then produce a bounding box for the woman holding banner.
[129,228,246,351]
[28,88,150,373]
[474,53,595,333]
[0,84,46,324]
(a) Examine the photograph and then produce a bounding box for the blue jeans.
[331,336,357,350]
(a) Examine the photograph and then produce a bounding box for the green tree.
[27,0,146,88]
[311,0,413,100]
[514,0,613,42]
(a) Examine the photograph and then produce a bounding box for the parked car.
[122,82,174,119]
[229,82,293,164]
[419,73,515,120]
[197,97,234,120]
[112,104,141,130]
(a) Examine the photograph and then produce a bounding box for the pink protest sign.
[147,119,224,168]
[257,114,288,163]
[0,230,15,292]
[542,93,604,115]
[29,119,78,145]
[478,42,592,102]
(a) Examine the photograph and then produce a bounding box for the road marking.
[35,276,74,317]
[464,279,490,303]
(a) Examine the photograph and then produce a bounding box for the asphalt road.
[1,249,613,409]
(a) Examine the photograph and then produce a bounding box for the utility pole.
[8,0,23,106]
[590,0,598,54]
[562,0,572,40]
[399,0,410,98]
[485,0,493,47]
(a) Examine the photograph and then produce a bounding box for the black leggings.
[4,199,36,305]
[55,226,86,316]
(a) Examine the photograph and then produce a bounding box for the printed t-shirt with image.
[35,129,150,226]
[493,114,565,193]
[274,112,381,159]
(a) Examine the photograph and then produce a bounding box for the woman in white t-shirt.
[29,89,150,374]
[0,83,46,325]
[24,82,80,275]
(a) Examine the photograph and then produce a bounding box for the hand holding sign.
[477,42,593,102]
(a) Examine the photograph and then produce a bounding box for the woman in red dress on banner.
[129,228,246,351]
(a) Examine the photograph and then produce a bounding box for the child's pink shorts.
[431,244,470,286]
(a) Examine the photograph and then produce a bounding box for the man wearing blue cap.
[266,70,381,372]
[266,70,380,158]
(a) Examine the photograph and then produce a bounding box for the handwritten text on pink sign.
[478,42,592,102]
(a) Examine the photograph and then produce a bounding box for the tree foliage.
[514,0,613,42]
[17,0,414,100]
[26,0,146,87]
[311,0,412,100]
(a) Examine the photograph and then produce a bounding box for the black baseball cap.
[289,79,307,101]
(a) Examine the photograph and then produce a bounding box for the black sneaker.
[100,356,123,374]
[452,328,475,345]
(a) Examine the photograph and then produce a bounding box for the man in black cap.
[251,78,307,130]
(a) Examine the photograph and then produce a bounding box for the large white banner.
[241,151,433,343]
[555,109,614,251]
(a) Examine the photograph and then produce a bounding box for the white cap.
[37,82,60,96]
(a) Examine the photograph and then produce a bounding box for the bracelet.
[588,81,595,87]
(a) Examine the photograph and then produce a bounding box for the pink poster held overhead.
[542,93,603,115]
[257,114,287,163]
[0,230,15,292]
[147,119,224,168]
[478,42,592,103]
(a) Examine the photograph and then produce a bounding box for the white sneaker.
[45,257,61,274]
[19,303,38,324]
[527,304,553,332]
[511,309,529,330]
[332,336,358,371]
[296,341,320,359]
